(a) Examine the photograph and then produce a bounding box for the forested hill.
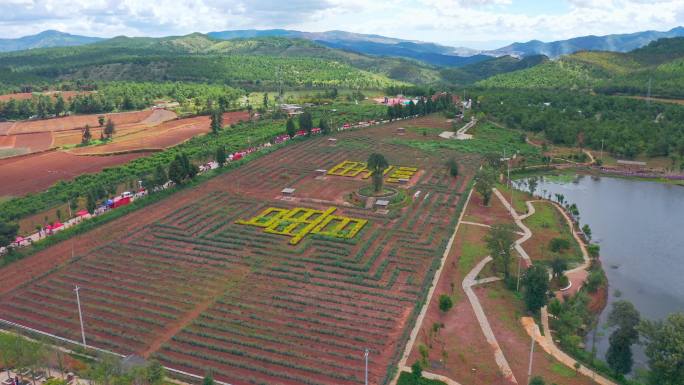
[0,34,440,89]
[477,37,684,98]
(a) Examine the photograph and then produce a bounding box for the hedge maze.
[0,120,478,385]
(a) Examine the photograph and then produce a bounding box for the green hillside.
[0,34,438,89]
[439,55,548,85]
[477,37,684,98]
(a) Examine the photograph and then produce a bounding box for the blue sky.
[1,0,683,49]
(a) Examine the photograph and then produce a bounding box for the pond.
[514,174,684,370]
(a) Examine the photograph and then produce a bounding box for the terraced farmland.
[0,116,479,385]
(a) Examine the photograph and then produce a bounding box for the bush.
[549,237,571,252]
[411,361,422,377]
[438,294,453,312]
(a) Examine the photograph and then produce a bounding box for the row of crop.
[282,282,408,312]
[174,328,357,374]
[196,310,369,353]
[161,338,360,385]
[214,295,392,338]
[272,289,402,318]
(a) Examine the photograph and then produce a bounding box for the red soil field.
[12,132,53,152]
[7,109,155,135]
[69,111,249,155]
[0,151,149,197]
[0,117,479,385]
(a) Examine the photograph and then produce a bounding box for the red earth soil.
[69,111,249,155]
[7,110,155,135]
[0,151,150,196]
[12,132,53,152]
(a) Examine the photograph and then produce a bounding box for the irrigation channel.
[514,174,684,372]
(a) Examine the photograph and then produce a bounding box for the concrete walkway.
[520,308,617,385]
[390,188,474,385]
[463,256,518,384]
[493,188,533,264]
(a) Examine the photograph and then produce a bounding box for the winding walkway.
[463,256,517,383]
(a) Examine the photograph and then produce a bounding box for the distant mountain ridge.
[208,29,485,67]
[485,27,684,58]
[0,30,103,52]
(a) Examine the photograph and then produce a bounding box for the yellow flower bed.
[327,160,418,182]
[386,166,419,183]
[237,206,368,245]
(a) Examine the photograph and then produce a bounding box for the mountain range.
[3,27,684,67]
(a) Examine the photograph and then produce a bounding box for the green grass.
[397,372,447,385]
[551,362,578,378]
[458,226,488,274]
[523,201,584,265]
[496,183,531,214]
[0,147,29,158]
[389,122,541,163]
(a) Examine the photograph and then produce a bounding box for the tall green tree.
[485,224,516,279]
[367,153,389,193]
[639,313,684,385]
[153,165,167,187]
[474,166,497,206]
[286,118,296,138]
[606,300,641,376]
[522,263,549,313]
[447,158,459,177]
[319,118,330,135]
[210,110,223,135]
[54,95,65,116]
[299,111,313,135]
[104,118,115,139]
[0,220,19,249]
[215,146,227,167]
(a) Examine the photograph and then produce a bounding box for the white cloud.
[0,0,683,48]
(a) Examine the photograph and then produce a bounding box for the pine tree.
[319,118,330,135]
[104,118,115,139]
[210,110,223,134]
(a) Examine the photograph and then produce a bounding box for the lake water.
[515,174,684,370]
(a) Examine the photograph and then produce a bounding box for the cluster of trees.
[387,94,458,121]
[476,89,684,160]
[0,82,243,120]
[284,111,330,137]
[0,333,165,385]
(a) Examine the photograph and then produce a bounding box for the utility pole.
[527,335,535,384]
[74,285,87,348]
[600,139,604,161]
[364,348,369,385]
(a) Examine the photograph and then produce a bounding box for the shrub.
[411,361,423,377]
[438,294,453,312]
[549,237,571,252]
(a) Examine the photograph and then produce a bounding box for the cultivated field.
[0,116,479,385]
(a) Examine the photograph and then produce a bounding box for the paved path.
[390,188,474,385]
[493,188,533,264]
[520,308,617,385]
[460,220,492,229]
[463,256,518,384]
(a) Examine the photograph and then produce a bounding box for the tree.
[522,263,549,313]
[527,176,538,197]
[367,153,389,193]
[319,118,330,135]
[582,224,592,240]
[411,361,422,378]
[0,220,19,249]
[104,118,115,139]
[215,146,227,167]
[168,156,186,185]
[485,224,516,279]
[202,373,215,385]
[447,158,458,177]
[639,313,684,385]
[146,360,164,385]
[54,95,65,116]
[210,110,223,135]
[608,300,641,336]
[438,294,453,312]
[483,152,502,169]
[474,167,497,206]
[299,111,313,135]
[606,328,634,376]
[286,118,296,138]
[153,165,167,187]
[82,124,92,144]
[550,257,568,279]
[528,377,546,385]
[262,93,269,109]
[0,334,22,378]
[98,115,105,127]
